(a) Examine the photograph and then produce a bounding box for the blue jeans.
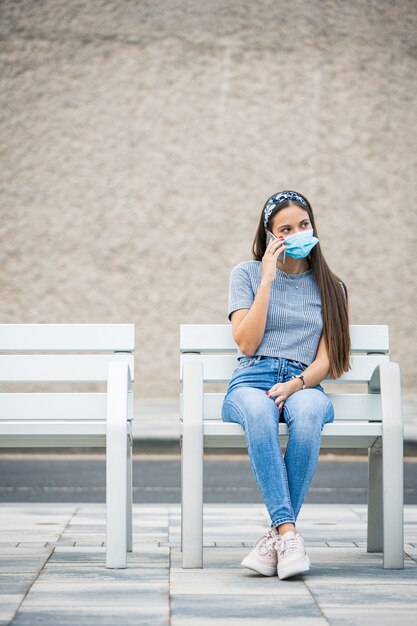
[221,356,334,527]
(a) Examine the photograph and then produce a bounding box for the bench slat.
[0,436,107,448]
[0,421,108,436]
[0,421,133,448]
[181,354,388,383]
[179,420,382,449]
[0,393,133,421]
[0,324,135,352]
[180,324,389,353]
[0,354,134,382]
[180,392,382,421]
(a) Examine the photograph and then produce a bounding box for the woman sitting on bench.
[222,190,350,580]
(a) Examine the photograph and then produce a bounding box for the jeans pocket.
[236,357,253,371]
[235,356,261,371]
[285,362,305,382]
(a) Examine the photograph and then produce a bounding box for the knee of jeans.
[222,387,279,432]
[284,389,334,432]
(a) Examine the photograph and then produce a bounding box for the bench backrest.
[0,324,134,423]
[180,324,389,422]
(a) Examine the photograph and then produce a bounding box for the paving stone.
[0,574,35,594]
[307,582,417,606]
[0,608,20,625]
[170,614,326,626]
[170,546,249,569]
[38,565,169,583]
[0,554,51,574]
[326,542,358,547]
[20,584,168,614]
[10,606,169,626]
[320,607,417,626]
[170,568,308,595]
[0,547,51,555]
[0,595,25,626]
[305,560,417,583]
[170,594,323,621]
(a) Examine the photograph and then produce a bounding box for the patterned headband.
[263,191,308,227]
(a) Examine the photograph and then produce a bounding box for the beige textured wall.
[1,1,416,395]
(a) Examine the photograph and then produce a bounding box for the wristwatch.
[291,374,305,389]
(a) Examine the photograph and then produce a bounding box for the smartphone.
[266,231,286,263]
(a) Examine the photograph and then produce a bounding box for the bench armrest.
[368,360,404,569]
[369,361,403,434]
[181,360,204,567]
[106,360,132,569]
[181,360,204,430]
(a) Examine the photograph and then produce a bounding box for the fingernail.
[265,391,270,396]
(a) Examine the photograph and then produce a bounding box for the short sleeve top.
[228,260,323,365]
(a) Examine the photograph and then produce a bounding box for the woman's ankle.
[277,522,296,536]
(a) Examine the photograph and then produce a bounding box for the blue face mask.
[284,229,319,259]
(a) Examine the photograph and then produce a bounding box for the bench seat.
[180,420,382,449]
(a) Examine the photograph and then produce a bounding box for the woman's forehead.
[272,205,310,227]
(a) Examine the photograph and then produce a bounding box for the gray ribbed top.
[228,260,323,365]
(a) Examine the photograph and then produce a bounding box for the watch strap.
[291,374,305,389]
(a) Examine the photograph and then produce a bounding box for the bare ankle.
[278,522,296,536]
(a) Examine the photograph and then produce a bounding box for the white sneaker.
[276,531,310,580]
[241,527,279,576]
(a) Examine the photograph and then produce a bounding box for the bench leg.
[181,361,204,568]
[127,434,133,553]
[367,441,383,552]
[106,362,128,569]
[382,434,404,568]
[380,362,404,569]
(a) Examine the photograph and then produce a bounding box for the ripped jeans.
[221,356,334,528]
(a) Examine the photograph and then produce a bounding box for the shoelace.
[256,530,278,556]
[276,535,300,557]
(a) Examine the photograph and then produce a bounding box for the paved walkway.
[1,503,416,625]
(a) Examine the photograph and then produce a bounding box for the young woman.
[222,190,350,580]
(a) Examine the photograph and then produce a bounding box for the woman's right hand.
[262,236,286,284]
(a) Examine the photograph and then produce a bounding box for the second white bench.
[0,323,134,568]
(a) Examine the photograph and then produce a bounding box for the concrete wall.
[1,1,416,395]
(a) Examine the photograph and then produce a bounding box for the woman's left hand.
[266,379,302,411]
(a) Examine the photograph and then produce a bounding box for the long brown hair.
[252,191,350,378]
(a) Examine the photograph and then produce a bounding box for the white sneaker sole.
[241,555,277,577]
[278,556,310,580]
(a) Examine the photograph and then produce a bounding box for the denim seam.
[222,397,264,493]
[283,400,309,518]
[283,392,333,519]
[274,362,296,516]
[271,516,296,527]
[277,359,295,523]
[224,396,295,526]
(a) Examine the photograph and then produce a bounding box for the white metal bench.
[180,324,404,570]
[0,323,134,569]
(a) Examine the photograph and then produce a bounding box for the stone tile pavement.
[1,503,416,625]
